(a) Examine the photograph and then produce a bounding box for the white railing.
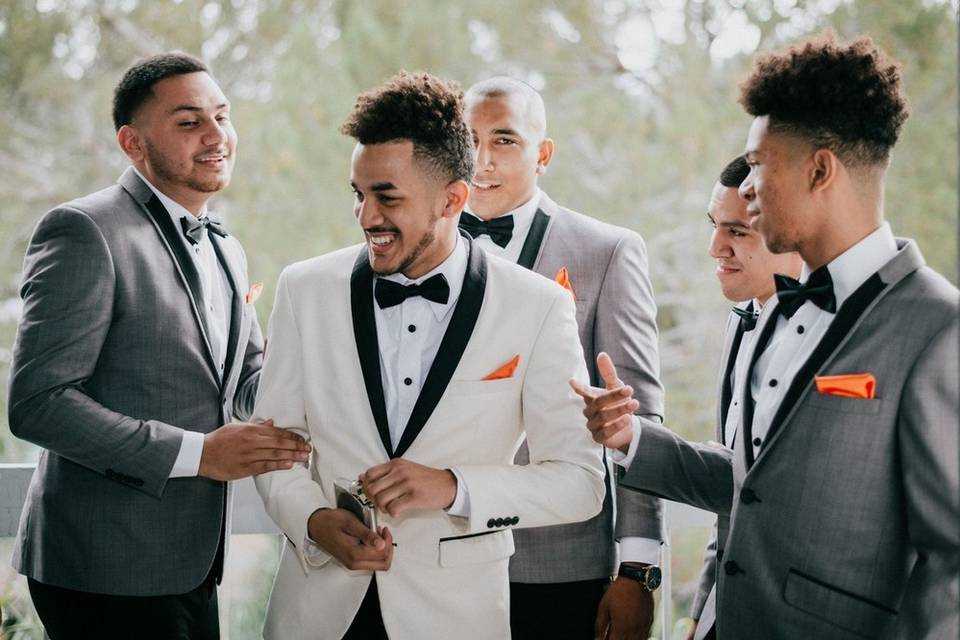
[0,463,713,639]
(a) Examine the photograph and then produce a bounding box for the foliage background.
[0,0,956,637]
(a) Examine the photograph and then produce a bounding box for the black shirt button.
[797,325,805,334]
[740,488,759,504]
[724,560,742,576]
[769,379,778,387]
[752,437,762,447]
[403,377,412,386]
[408,324,416,333]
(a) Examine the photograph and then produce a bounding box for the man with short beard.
[9,52,310,639]
[577,35,958,639]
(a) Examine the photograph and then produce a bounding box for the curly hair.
[113,52,208,131]
[341,71,474,184]
[739,34,909,166]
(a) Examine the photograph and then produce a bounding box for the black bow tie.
[774,266,836,319]
[459,214,514,248]
[732,304,759,331]
[181,215,228,245]
[374,273,450,309]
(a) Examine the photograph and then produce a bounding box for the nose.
[738,172,755,202]
[475,141,493,172]
[709,227,732,259]
[202,118,229,146]
[355,198,383,228]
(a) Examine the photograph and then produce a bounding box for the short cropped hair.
[719,155,750,188]
[112,52,209,131]
[340,71,474,184]
[739,34,909,167]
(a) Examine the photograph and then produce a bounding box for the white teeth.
[370,235,394,246]
[472,181,497,189]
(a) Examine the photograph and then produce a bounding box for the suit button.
[511,517,519,525]
[740,489,760,504]
[133,478,144,487]
[487,519,496,529]
[495,518,504,527]
[724,560,742,576]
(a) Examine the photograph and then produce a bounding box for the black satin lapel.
[393,234,487,458]
[761,273,887,453]
[209,235,243,385]
[350,249,393,458]
[516,208,551,270]
[141,195,219,378]
[739,308,780,469]
[719,323,746,443]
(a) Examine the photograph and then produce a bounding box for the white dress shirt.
[462,188,542,262]
[133,167,230,478]
[619,223,898,465]
[468,191,660,564]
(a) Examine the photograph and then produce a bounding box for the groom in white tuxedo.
[253,71,605,639]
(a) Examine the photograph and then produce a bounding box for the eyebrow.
[169,102,230,115]
[351,181,400,192]
[707,212,749,229]
[491,128,520,136]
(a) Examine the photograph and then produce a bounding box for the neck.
[135,164,208,217]
[402,232,458,280]
[472,187,537,221]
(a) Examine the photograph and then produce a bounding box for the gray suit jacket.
[8,168,263,596]
[691,306,749,637]
[621,240,959,639]
[510,192,665,583]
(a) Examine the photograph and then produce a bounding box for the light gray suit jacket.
[8,168,263,596]
[620,239,959,639]
[510,192,665,583]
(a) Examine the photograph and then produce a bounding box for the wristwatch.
[617,563,662,591]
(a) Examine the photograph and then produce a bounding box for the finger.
[258,435,313,452]
[254,423,307,442]
[595,602,610,640]
[362,461,395,484]
[596,352,623,390]
[582,386,634,419]
[340,514,385,551]
[381,527,395,565]
[597,398,639,424]
[367,482,408,514]
[569,379,596,401]
[254,460,296,474]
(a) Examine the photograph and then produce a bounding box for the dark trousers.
[28,576,218,640]
[342,577,388,640]
[510,578,608,640]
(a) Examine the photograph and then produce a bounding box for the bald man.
[461,77,665,640]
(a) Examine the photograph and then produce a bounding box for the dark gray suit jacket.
[510,192,665,583]
[621,240,959,639]
[9,168,263,596]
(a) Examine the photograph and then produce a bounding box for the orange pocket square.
[483,355,520,381]
[554,267,575,298]
[246,281,264,304]
[815,373,876,399]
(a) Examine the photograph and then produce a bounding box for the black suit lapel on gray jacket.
[741,274,887,469]
[719,314,748,444]
[394,234,488,458]
[350,248,393,458]
[140,194,220,380]
[209,234,243,386]
[516,208,551,270]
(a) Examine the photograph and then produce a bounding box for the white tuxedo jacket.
[254,236,605,639]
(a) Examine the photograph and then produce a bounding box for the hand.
[360,458,457,517]
[570,352,638,452]
[198,420,312,481]
[307,508,394,571]
[686,620,698,640]
[595,577,655,640]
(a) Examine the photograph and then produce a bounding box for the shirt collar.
[132,166,208,224]
[463,188,542,243]
[799,222,897,308]
[379,234,467,321]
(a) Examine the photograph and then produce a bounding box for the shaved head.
[465,76,547,141]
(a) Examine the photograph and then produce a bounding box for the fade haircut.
[465,76,547,140]
[112,52,209,131]
[340,71,474,184]
[739,34,909,167]
[719,155,750,188]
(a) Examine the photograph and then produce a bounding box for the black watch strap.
[617,564,662,591]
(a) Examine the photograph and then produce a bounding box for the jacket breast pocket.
[438,530,515,567]
[447,378,516,396]
[783,569,897,637]
[805,392,885,415]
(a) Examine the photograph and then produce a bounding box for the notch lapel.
[718,306,749,445]
[517,208,551,270]
[350,249,393,458]
[121,170,220,380]
[394,234,488,458]
[209,234,244,386]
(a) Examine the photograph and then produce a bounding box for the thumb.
[596,352,623,390]
[594,597,611,640]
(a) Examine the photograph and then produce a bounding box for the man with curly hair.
[577,35,958,639]
[253,71,605,639]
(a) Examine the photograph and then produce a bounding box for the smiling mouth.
[195,153,228,166]
[366,232,398,253]
[471,180,501,191]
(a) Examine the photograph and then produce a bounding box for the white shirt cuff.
[169,430,204,478]
[609,415,643,469]
[619,536,662,565]
[303,533,333,568]
[444,467,470,518]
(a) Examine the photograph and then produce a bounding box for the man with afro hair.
[577,35,958,639]
[253,71,605,639]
